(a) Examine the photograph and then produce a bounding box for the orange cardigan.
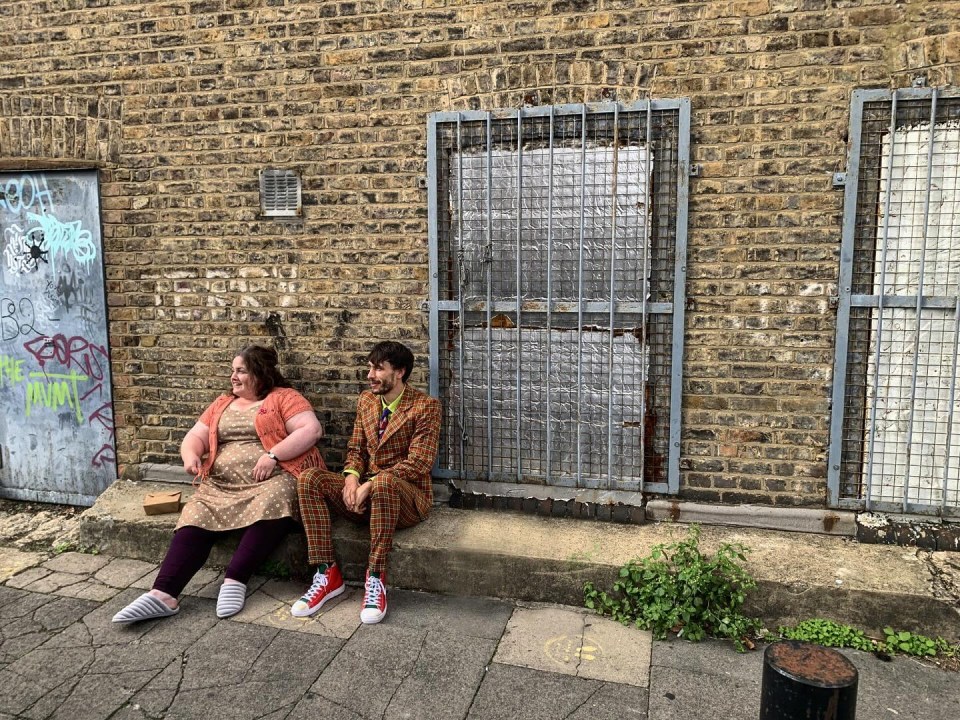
[198,387,326,478]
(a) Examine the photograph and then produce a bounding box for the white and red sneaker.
[360,570,387,624]
[291,563,345,617]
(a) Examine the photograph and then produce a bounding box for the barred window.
[426,102,691,502]
[830,88,960,517]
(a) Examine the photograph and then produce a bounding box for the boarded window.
[427,102,690,501]
[830,89,960,517]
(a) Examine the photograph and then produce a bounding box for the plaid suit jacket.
[343,385,441,499]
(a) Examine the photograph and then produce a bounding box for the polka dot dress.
[177,402,299,531]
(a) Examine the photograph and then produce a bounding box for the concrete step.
[78,479,960,641]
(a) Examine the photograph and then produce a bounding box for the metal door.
[0,169,115,505]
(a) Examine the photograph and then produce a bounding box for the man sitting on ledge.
[292,341,441,624]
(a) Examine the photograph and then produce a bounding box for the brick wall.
[1,0,958,506]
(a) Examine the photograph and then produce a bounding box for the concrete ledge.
[78,479,959,641]
[136,463,194,485]
[645,500,857,536]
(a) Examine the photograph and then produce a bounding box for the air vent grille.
[259,168,301,217]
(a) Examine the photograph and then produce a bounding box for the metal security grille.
[426,101,690,502]
[829,88,960,517]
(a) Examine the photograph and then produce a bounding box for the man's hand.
[342,475,372,514]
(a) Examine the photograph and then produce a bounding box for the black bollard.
[759,640,858,720]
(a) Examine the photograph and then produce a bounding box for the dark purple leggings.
[153,517,296,597]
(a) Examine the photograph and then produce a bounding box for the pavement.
[0,546,958,720]
[1,482,959,719]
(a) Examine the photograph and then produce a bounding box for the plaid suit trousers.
[297,467,428,574]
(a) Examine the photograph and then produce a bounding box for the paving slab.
[568,682,650,719]
[42,551,110,574]
[287,692,365,720]
[311,623,428,718]
[0,589,98,665]
[384,588,514,640]
[0,548,44,583]
[494,606,588,675]
[17,569,87,594]
[1,545,958,720]
[245,580,361,638]
[650,639,764,720]
[648,664,761,720]
[384,630,498,720]
[4,566,50,590]
[93,557,156,588]
[580,615,652,687]
[466,663,603,720]
[126,657,186,718]
[493,604,652,687]
[48,576,120,602]
[837,648,960,720]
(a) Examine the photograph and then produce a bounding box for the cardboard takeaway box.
[143,491,182,516]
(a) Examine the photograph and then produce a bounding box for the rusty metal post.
[759,640,858,720]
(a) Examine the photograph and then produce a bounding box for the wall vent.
[259,168,301,217]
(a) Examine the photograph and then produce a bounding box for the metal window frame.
[828,87,960,517]
[426,100,690,500]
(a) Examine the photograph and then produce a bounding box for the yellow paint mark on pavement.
[544,635,603,666]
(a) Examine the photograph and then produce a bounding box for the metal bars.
[829,88,960,518]
[428,101,689,499]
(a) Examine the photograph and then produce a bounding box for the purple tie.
[377,407,391,440]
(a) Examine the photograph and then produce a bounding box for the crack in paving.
[252,699,297,720]
[240,626,281,684]
[380,628,429,720]
[315,690,366,719]
[462,625,505,720]
[562,683,603,720]
[23,662,86,717]
[574,612,587,676]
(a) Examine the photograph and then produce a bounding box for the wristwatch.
[266,451,278,461]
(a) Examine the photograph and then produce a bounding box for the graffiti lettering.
[26,212,96,273]
[0,354,25,385]
[88,402,117,470]
[0,297,39,341]
[88,402,114,433]
[23,333,106,379]
[92,443,116,468]
[26,370,88,424]
[0,174,53,214]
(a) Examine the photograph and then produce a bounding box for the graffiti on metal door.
[0,170,115,506]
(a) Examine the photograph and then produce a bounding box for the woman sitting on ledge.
[113,344,324,623]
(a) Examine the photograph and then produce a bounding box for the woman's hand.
[183,454,203,476]
[180,422,210,478]
[253,453,277,482]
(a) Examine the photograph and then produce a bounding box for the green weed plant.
[778,619,958,660]
[583,526,762,651]
[777,619,874,652]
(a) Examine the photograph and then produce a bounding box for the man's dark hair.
[367,341,415,383]
[237,344,291,399]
